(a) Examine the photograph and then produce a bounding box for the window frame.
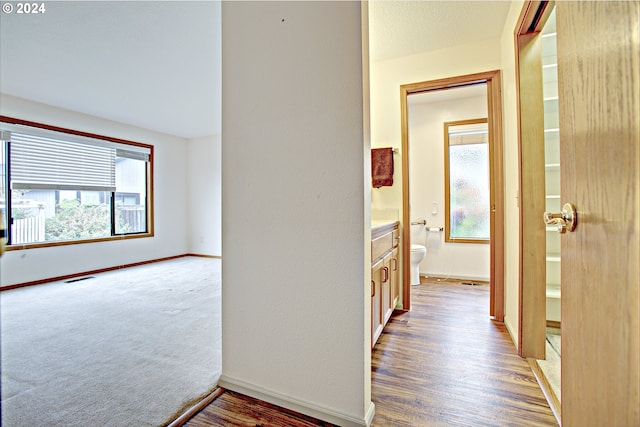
[0,116,154,250]
[444,117,490,244]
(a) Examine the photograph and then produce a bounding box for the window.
[0,117,153,248]
[444,118,490,243]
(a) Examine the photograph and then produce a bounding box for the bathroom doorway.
[399,71,504,319]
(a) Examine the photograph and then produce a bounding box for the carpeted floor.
[1,256,221,427]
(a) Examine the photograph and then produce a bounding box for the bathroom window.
[0,117,153,248]
[444,118,490,243]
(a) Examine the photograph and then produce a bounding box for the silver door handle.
[544,202,577,234]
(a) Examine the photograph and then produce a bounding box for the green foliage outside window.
[45,199,110,240]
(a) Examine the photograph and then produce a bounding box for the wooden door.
[556,2,639,425]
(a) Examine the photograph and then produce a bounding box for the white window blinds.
[10,132,117,191]
[448,123,488,146]
[2,123,151,192]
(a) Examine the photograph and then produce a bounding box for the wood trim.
[443,118,490,245]
[514,0,552,360]
[0,254,199,291]
[147,144,155,239]
[517,31,547,359]
[0,115,151,149]
[400,70,504,320]
[186,253,222,259]
[546,320,560,329]
[167,387,226,427]
[400,70,502,94]
[488,73,505,322]
[4,231,153,251]
[528,358,562,425]
[400,85,411,310]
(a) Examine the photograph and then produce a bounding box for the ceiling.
[368,1,512,61]
[0,1,511,139]
[0,1,221,139]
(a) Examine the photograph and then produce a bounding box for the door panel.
[556,2,639,425]
[372,259,384,347]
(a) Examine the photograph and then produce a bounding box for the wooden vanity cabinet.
[371,222,399,347]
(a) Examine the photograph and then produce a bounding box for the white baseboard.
[218,375,375,427]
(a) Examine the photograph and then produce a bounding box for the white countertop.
[371,220,399,234]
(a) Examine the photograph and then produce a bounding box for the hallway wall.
[220,2,372,426]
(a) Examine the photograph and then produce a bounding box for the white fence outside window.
[12,210,45,244]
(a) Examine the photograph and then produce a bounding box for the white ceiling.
[0,1,511,139]
[0,1,221,139]
[368,1,512,61]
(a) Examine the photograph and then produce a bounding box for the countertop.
[371,220,398,239]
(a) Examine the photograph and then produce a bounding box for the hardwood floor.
[183,278,557,427]
[371,278,557,426]
[183,389,337,427]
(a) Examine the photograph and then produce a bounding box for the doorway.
[399,71,504,319]
[407,86,490,283]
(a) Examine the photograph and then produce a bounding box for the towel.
[372,147,394,188]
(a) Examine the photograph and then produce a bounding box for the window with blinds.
[0,118,153,247]
[10,132,117,191]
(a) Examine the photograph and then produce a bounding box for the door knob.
[544,203,577,234]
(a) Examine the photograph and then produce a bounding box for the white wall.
[0,94,190,286]
[221,2,372,426]
[408,94,490,281]
[187,135,221,257]
[499,0,526,346]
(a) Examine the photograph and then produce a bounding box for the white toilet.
[410,244,427,285]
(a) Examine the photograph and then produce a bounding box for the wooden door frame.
[399,70,505,320]
[514,0,555,359]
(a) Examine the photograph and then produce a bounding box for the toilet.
[410,244,427,285]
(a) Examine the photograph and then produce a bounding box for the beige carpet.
[1,256,221,427]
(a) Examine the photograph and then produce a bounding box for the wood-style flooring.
[183,278,557,427]
[181,389,337,427]
[371,278,557,426]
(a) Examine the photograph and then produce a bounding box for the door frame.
[514,0,555,360]
[399,70,504,320]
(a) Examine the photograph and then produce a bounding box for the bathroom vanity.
[371,221,399,347]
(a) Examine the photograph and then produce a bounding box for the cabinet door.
[382,253,393,324]
[371,259,384,347]
[390,246,399,311]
